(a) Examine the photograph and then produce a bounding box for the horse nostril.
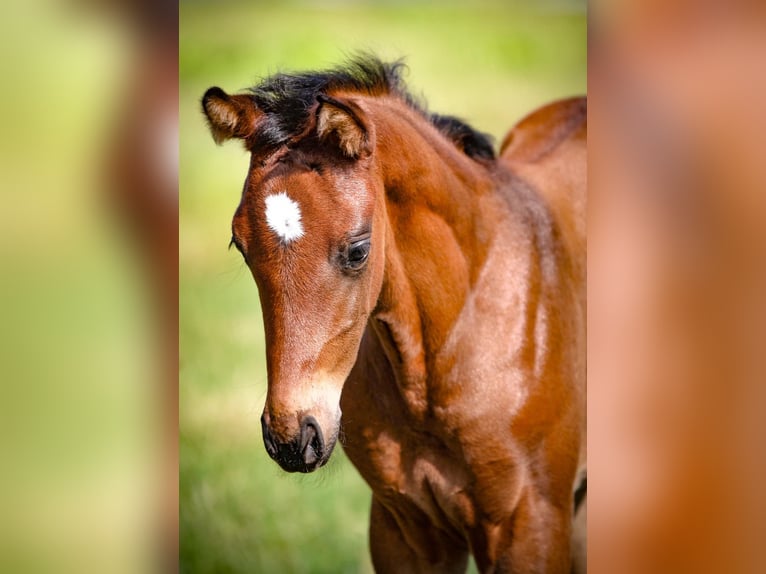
[299,415,324,467]
[261,413,277,457]
[261,413,329,472]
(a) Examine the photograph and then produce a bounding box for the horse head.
[202,86,386,472]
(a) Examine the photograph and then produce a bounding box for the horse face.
[240,158,384,472]
[204,88,384,472]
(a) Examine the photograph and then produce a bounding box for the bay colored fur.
[202,57,586,573]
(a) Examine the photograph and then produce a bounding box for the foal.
[202,57,585,573]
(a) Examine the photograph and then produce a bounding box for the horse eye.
[342,238,370,272]
[229,236,247,260]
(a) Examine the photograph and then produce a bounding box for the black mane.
[247,55,495,161]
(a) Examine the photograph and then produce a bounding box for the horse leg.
[369,497,469,574]
[471,489,572,574]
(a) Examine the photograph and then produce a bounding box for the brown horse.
[201,57,586,573]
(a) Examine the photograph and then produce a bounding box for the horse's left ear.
[316,95,372,158]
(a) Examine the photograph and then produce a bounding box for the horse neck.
[366,97,496,418]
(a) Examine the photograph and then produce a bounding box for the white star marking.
[264,192,304,242]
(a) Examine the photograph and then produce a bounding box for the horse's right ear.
[201,87,261,144]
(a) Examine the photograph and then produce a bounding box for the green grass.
[180,1,586,572]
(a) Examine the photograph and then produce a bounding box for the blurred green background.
[179,1,586,572]
[1,2,159,572]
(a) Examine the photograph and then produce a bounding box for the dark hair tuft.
[245,54,495,160]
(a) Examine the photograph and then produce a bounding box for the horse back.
[499,97,586,163]
[499,97,587,288]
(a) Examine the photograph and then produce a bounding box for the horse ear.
[201,87,261,144]
[316,95,371,158]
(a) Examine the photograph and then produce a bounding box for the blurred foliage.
[180,1,585,573]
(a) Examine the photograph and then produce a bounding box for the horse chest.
[344,422,474,535]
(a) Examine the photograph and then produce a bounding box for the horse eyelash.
[229,236,246,258]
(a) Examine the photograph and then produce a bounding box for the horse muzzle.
[260,412,335,473]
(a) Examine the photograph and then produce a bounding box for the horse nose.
[299,415,324,467]
[260,413,325,473]
[260,413,277,458]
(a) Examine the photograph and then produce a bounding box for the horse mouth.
[262,414,338,473]
[272,438,336,473]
